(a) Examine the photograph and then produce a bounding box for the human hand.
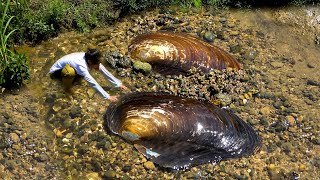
[108,95,119,102]
[119,84,129,91]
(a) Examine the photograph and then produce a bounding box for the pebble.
[62,138,70,144]
[0,164,4,171]
[9,133,20,143]
[122,165,132,172]
[85,172,102,180]
[260,106,272,116]
[270,61,283,68]
[203,31,215,42]
[286,115,295,126]
[307,62,316,68]
[229,44,242,53]
[229,30,239,36]
[267,164,276,171]
[133,61,152,74]
[219,17,227,23]
[87,89,95,98]
[244,50,257,61]
[215,93,232,106]
[298,164,306,172]
[311,136,320,145]
[143,161,156,170]
[12,144,21,150]
[306,79,320,87]
[104,170,116,178]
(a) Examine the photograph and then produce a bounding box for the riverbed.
[0,5,319,179]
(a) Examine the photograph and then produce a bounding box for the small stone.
[311,136,320,145]
[229,30,239,36]
[87,89,95,98]
[260,106,272,116]
[122,165,132,172]
[242,99,248,105]
[133,61,152,74]
[9,133,19,143]
[307,63,316,68]
[216,30,225,40]
[0,163,4,173]
[86,172,102,180]
[267,164,276,171]
[286,115,295,126]
[104,170,116,178]
[61,145,73,155]
[144,161,155,170]
[270,61,283,68]
[203,31,215,42]
[65,133,73,139]
[52,104,62,112]
[281,142,293,153]
[215,93,231,106]
[298,164,306,172]
[63,119,72,128]
[53,129,66,138]
[244,50,257,61]
[230,44,242,54]
[35,153,49,162]
[69,106,81,119]
[248,118,259,125]
[314,158,320,168]
[12,144,21,151]
[219,17,227,23]
[62,138,70,144]
[307,79,320,87]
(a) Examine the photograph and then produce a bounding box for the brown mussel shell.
[129,31,240,74]
[104,93,261,169]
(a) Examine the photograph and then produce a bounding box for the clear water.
[10,5,320,179]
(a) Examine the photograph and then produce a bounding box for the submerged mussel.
[104,93,260,169]
[129,31,240,74]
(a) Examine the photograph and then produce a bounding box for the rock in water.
[104,93,260,169]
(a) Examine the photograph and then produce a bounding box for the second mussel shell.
[129,31,241,74]
[104,93,261,169]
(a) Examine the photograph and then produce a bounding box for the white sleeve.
[99,63,122,87]
[82,70,110,99]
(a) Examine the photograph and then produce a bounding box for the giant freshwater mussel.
[104,93,261,169]
[104,31,260,169]
[128,31,241,74]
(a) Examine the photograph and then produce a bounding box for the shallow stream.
[1,5,319,179]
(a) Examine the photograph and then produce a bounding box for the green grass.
[0,0,30,89]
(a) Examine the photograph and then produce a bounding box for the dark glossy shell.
[129,31,240,74]
[104,93,261,169]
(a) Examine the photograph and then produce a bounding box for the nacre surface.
[104,93,261,169]
[129,31,241,74]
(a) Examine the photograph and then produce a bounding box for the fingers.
[108,85,129,102]
[108,95,119,102]
[120,85,130,91]
[120,85,126,90]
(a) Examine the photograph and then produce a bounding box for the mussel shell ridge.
[104,93,261,169]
